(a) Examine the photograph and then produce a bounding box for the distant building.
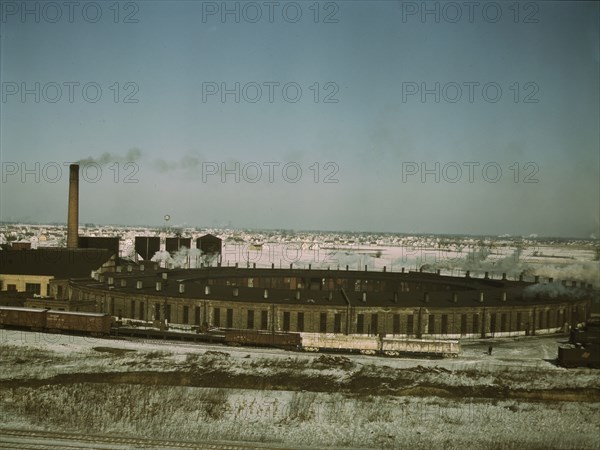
[11,241,31,251]
[166,237,192,255]
[78,236,120,254]
[135,236,160,260]
[197,234,222,256]
[0,248,116,297]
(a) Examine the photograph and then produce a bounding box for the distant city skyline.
[1,1,598,238]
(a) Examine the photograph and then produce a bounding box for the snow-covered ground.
[1,329,599,449]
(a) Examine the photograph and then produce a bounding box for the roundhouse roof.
[73,267,592,308]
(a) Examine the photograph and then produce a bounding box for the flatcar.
[224,329,301,349]
[381,338,460,358]
[300,333,380,355]
[299,332,461,358]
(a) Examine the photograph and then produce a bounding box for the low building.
[64,267,593,338]
[0,248,116,299]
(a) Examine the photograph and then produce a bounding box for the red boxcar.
[45,311,112,335]
[0,306,46,329]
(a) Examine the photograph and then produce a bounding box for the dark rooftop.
[71,267,591,308]
[0,249,115,279]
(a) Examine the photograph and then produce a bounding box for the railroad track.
[0,428,283,450]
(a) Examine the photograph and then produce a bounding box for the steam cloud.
[151,246,217,269]
[77,148,142,165]
[523,282,597,300]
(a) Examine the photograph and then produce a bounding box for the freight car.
[0,306,46,330]
[300,333,380,354]
[381,338,460,358]
[224,329,301,350]
[298,332,461,358]
[0,306,112,336]
[46,311,112,336]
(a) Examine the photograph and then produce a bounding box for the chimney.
[67,164,79,249]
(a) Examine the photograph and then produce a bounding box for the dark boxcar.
[45,311,112,335]
[224,329,301,349]
[558,344,600,368]
[0,306,46,329]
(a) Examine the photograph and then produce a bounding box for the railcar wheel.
[304,347,319,352]
[360,349,376,355]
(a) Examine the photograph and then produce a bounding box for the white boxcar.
[381,338,460,357]
[300,333,380,354]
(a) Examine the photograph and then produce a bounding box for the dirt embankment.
[3,367,599,403]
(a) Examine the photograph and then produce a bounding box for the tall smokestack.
[67,164,79,249]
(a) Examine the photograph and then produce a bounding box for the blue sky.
[1,1,598,237]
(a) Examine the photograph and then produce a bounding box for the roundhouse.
[68,266,592,339]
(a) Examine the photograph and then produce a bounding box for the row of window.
[0,283,41,293]
[120,299,574,335]
[203,277,432,293]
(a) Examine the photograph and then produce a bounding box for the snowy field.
[1,330,599,449]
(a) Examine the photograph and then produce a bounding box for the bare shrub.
[199,388,229,420]
[286,391,317,423]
